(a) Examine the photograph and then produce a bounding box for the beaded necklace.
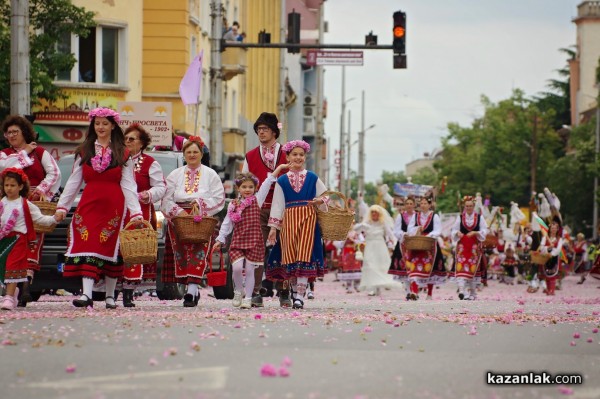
[184,167,201,194]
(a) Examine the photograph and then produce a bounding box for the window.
[56,25,126,85]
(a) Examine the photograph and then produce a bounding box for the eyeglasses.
[256,126,271,132]
[4,130,21,137]
[125,137,138,142]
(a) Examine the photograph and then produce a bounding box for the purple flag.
[179,50,204,105]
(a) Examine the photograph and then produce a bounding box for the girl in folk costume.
[354,204,397,296]
[389,196,417,300]
[213,165,288,309]
[451,196,488,300]
[539,218,565,296]
[0,169,57,310]
[120,124,167,307]
[161,138,225,307]
[2,115,61,307]
[501,243,519,285]
[266,140,328,310]
[573,233,589,284]
[406,196,445,300]
[337,229,364,293]
[55,108,143,309]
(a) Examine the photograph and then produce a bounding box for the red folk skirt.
[123,202,158,281]
[454,234,484,280]
[1,233,29,283]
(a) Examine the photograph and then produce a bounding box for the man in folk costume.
[451,196,488,300]
[242,112,289,307]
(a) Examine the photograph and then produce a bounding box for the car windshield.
[57,152,182,188]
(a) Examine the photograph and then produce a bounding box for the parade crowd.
[0,108,598,311]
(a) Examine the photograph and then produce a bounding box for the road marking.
[26,366,228,391]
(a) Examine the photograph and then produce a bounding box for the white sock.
[244,263,256,299]
[105,277,117,305]
[81,277,94,300]
[187,283,198,297]
[231,258,245,294]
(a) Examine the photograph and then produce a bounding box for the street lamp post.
[346,109,352,197]
[338,66,355,194]
[357,123,376,196]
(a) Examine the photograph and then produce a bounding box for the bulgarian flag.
[532,212,548,236]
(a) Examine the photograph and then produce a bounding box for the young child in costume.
[266,140,328,309]
[0,168,58,310]
[213,164,288,309]
[501,243,519,285]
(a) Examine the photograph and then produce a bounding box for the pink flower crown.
[235,175,259,187]
[88,107,121,123]
[282,140,310,154]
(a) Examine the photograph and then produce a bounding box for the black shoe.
[251,294,264,308]
[183,294,197,307]
[279,290,292,307]
[458,293,465,300]
[73,294,93,308]
[19,279,32,303]
[195,292,200,305]
[406,293,411,301]
[105,296,117,309]
[123,289,136,308]
[292,298,304,309]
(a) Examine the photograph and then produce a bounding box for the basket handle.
[124,219,154,230]
[206,248,225,274]
[320,190,349,211]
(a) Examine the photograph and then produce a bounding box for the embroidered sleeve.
[56,156,84,213]
[27,201,56,227]
[36,150,61,198]
[450,215,462,243]
[121,158,142,218]
[0,150,34,169]
[268,182,285,229]
[216,205,235,244]
[161,168,185,218]
[407,213,419,236]
[393,215,406,242]
[147,160,167,203]
[427,214,442,239]
[256,173,276,208]
[477,216,488,241]
[196,167,226,217]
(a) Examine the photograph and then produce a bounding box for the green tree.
[0,0,95,117]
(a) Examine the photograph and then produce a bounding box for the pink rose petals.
[592,328,598,334]
[282,356,293,367]
[573,332,580,339]
[278,367,290,377]
[570,341,576,347]
[586,338,593,343]
[260,363,278,377]
[149,358,158,366]
[65,364,77,373]
[254,314,262,320]
[557,385,574,395]
[467,326,478,336]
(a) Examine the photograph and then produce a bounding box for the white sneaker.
[307,291,315,300]
[240,298,252,309]
[232,291,243,308]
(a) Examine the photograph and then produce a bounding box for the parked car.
[31,150,234,301]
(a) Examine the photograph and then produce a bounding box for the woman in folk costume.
[405,196,445,300]
[0,169,57,310]
[55,108,143,309]
[1,115,61,307]
[266,140,328,310]
[213,165,288,309]
[354,204,397,296]
[451,196,487,300]
[162,138,225,307]
[538,217,565,296]
[119,124,167,307]
[389,196,417,300]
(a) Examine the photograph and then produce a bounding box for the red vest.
[1,146,47,187]
[134,154,155,193]
[245,146,287,209]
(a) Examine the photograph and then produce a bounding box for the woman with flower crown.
[161,138,225,307]
[266,140,328,309]
[54,107,143,310]
[119,124,167,307]
[213,164,288,309]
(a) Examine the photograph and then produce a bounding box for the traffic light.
[393,11,406,69]
[287,10,301,54]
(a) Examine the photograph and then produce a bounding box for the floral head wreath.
[1,167,29,183]
[282,140,310,154]
[462,195,475,204]
[187,136,205,148]
[234,173,260,187]
[88,107,121,124]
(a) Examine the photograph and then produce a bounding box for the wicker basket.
[482,234,498,249]
[530,251,551,265]
[172,204,219,244]
[404,236,436,251]
[31,198,57,234]
[119,220,158,264]
[316,191,355,241]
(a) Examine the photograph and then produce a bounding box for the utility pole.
[278,0,287,143]
[358,90,365,195]
[339,66,346,194]
[346,109,351,197]
[530,114,538,196]
[314,2,325,178]
[10,0,30,115]
[209,0,224,168]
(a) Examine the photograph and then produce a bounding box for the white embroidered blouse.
[408,211,442,239]
[131,152,167,204]
[161,165,225,218]
[0,197,56,234]
[450,212,488,243]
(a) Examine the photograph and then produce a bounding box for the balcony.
[223,127,246,158]
[221,47,247,81]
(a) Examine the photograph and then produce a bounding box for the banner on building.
[117,102,173,147]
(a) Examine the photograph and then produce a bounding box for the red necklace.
[418,211,434,232]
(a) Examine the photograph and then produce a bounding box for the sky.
[322,0,582,184]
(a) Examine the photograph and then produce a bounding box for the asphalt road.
[1,275,599,399]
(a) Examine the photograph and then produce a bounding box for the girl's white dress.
[354,222,397,291]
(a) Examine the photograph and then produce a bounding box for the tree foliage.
[0,0,95,117]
